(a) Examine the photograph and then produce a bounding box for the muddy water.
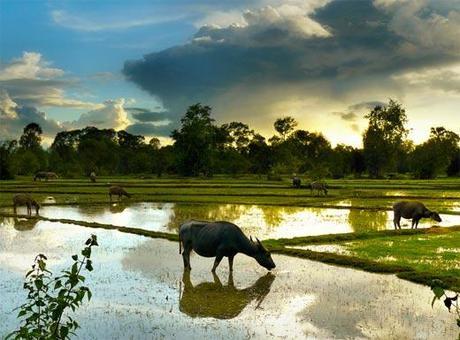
[33,202,460,239]
[0,220,458,339]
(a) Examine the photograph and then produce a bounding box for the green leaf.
[86,260,93,272]
[71,255,78,261]
[71,263,78,275]
[34,279,43,290]
[54,280,62,289]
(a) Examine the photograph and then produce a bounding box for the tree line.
[1,100,459,180]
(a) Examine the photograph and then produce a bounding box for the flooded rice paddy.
[24,202,460,239]
[0,220,458,339]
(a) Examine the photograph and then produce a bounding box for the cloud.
[0,52,98,109]
[126,107,170,122]
[333,112,357,122]
[0,52,64,80]
[125,122,172,137]
[65,99,131,130]
[348,101,386,113]
[51,9,186,32]
[0,92,62,140]
[393,64,460,94]
[121,0,460,145]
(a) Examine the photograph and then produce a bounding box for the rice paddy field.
[1,175,459,339]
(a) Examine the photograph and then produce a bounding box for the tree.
[221,122,254,151]
[0,140,17,179]
[363,99,409,178]
[411,127,460,179]
[19,122,43,150]
[171,103,219,176]
[274,116,297,140]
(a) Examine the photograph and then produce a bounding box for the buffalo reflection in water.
[179,270,275,319]
[1,217,39,231]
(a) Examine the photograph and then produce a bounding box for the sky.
[1,0,460,147]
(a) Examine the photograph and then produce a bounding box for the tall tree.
[274,116,297,140]
[411,127,460,178]
[19,123,43,150]
[171,103,218,176]
[363,100,409,178]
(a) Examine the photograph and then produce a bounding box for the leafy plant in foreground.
[7,234,98,339]
[431,279,459,331]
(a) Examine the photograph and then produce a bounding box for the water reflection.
[348,209,388,233]
[1,217,39,231]
[38,202,460,239]
[180,271,275,319]
[0,223,458,339]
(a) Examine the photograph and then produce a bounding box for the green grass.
[266,226,460,292]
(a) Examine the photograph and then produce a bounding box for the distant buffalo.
[13,193,40,216]
[179,220,276,272]
[309,181,328,196]
[393,201,442,229]
[34,171,58,181]
[109,185,132,202]
[292,177,301,188]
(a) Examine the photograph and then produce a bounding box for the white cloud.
[0,52,64,81]
[51,9,186,32]
[376,0,460,53]
[0,89,18,119]
[0,52,98,109]
[65,98,131,130]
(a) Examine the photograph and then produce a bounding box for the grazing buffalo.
[34,171,58,181]
[13,194,40,216]
[180,270,275,319]
[90,172,97,183]
[179,220,276,272]
[109,185,131,202]
[392,201,442,229]
[292,177,301,188]
[309,181,328,196]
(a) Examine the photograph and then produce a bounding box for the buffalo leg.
[182,247,192,270]
[211,254,223,273]
[13,204,17,215]
[228,255,234,272]
[393,214,401,229]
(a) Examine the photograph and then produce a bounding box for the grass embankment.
[265,227,460,292]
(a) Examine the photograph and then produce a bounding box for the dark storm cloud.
[122,0,460,125]
[333,112,357,122]
[348,101,386,113]
[127,107,169,122]
[125,122,172,137]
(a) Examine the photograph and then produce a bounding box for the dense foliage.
[1,100,459,179]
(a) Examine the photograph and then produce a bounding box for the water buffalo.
[13,194,40,216]
[309,181,328,196]
[292,177,301,188]
[34,171,58,181]
[393,201,442,229]
[90,172,97,183]
[179,220,276,272]
[180,270,275,319]
[109,185,131,202]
